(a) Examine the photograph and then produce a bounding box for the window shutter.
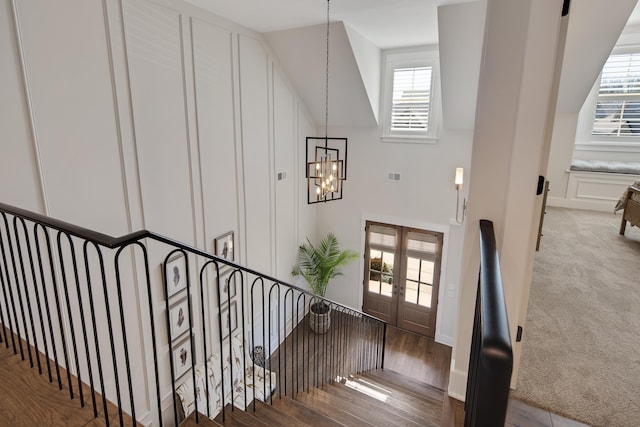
[391,67,432,132]
[593,53,640,136]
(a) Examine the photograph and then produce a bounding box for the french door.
[362,221,443,338]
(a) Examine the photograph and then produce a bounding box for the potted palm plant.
[291,233,359,334]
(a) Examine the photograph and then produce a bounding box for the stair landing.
[202,368,444,427]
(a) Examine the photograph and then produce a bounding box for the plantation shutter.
[593,53,640,136]
[391,66,432,132]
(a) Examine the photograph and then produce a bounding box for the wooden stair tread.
[272,395,346,427]
[362,368,445,401]
[246,399,313,427]
[312,383,431,427]
[180,411,224,427]
[213,404,271,427]
[325,380,441,426]
[0,344,110,427]
[294,390,377,427]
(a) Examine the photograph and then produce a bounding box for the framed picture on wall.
[214,231,234,262]
[168,294,189,341]
[221,301,238,340]
[219,272,237,305]
[172,334,193,380]
[164,254,187,299]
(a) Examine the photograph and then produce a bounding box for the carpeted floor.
[512,207,640,427]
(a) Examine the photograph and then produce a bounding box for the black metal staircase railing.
[464,219,513,427]
[0,202,386,426]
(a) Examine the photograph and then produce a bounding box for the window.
[391,67,432,132]
[592,52,640,137]
[381,49,440,142]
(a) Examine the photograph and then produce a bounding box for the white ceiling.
[185,0,465,48]
[186,0,640,49]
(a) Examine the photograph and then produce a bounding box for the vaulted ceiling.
[184,0,640,127]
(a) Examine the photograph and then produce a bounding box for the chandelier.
[306,0,347,204]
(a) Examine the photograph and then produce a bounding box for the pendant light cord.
[324,0,330,142]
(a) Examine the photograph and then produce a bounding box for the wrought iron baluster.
[82,241,110,425]
[28,226,54,384]
[114,246,137,425]
[53,230,82,402]
[7,216,34,366]
[0,212,18,354]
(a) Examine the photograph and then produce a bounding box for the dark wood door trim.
[362,221,443,338]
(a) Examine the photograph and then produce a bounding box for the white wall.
[0,0,314,424]
[265,22,378,128]
[449,0,563,399]
[314,125,473,346]
[438,1,485,131]
[300,0,486,347]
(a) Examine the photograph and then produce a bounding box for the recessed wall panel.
[124,0,194,243]
[273,67,296,280]
[191,19,238,253]
[239,35,272,274]
[14,0,128,234]
[0,1,42,212]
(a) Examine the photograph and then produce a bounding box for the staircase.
[0,202,416,426]
[182,368,443,427]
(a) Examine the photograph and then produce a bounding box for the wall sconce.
[455,167,467,224]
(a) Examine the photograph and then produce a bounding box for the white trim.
[381,135,439,144]
[447,360,467,402]
[380,47,441,142]
[547,195,619,212]
[435,331,454,347]
[11,0,48,215]
[574,142,640,152]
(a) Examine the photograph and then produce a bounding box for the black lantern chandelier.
[306,0,347,204]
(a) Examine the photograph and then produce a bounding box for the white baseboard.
[435,332,453,347]
[552,170,638,213]
[547,196,617,213]
[447,361,467,401]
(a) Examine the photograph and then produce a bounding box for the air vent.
[387,172,401,182]
[277,172,287,181]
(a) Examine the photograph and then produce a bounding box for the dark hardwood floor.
[0,328,138,427]
[0,320,592,426]
[383,325,590,427]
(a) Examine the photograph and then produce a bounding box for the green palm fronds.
[291,233,359,297]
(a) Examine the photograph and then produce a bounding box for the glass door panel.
[368,249,395,297]
[362,222,398,323]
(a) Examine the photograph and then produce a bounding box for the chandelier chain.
[325,0,330,141]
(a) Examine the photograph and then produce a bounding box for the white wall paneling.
[555,171,640,212]
[238,35,273,275]
[13,0,130,235]
[296,103,317,251]
[189,17,240,368]
[123,0,195,245]
[122,2,203,411]
[272,65,297,281]
[0,1,45,213]
[0,0,373,422]
[190,19,238,254]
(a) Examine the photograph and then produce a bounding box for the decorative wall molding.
[10,0,48,215]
